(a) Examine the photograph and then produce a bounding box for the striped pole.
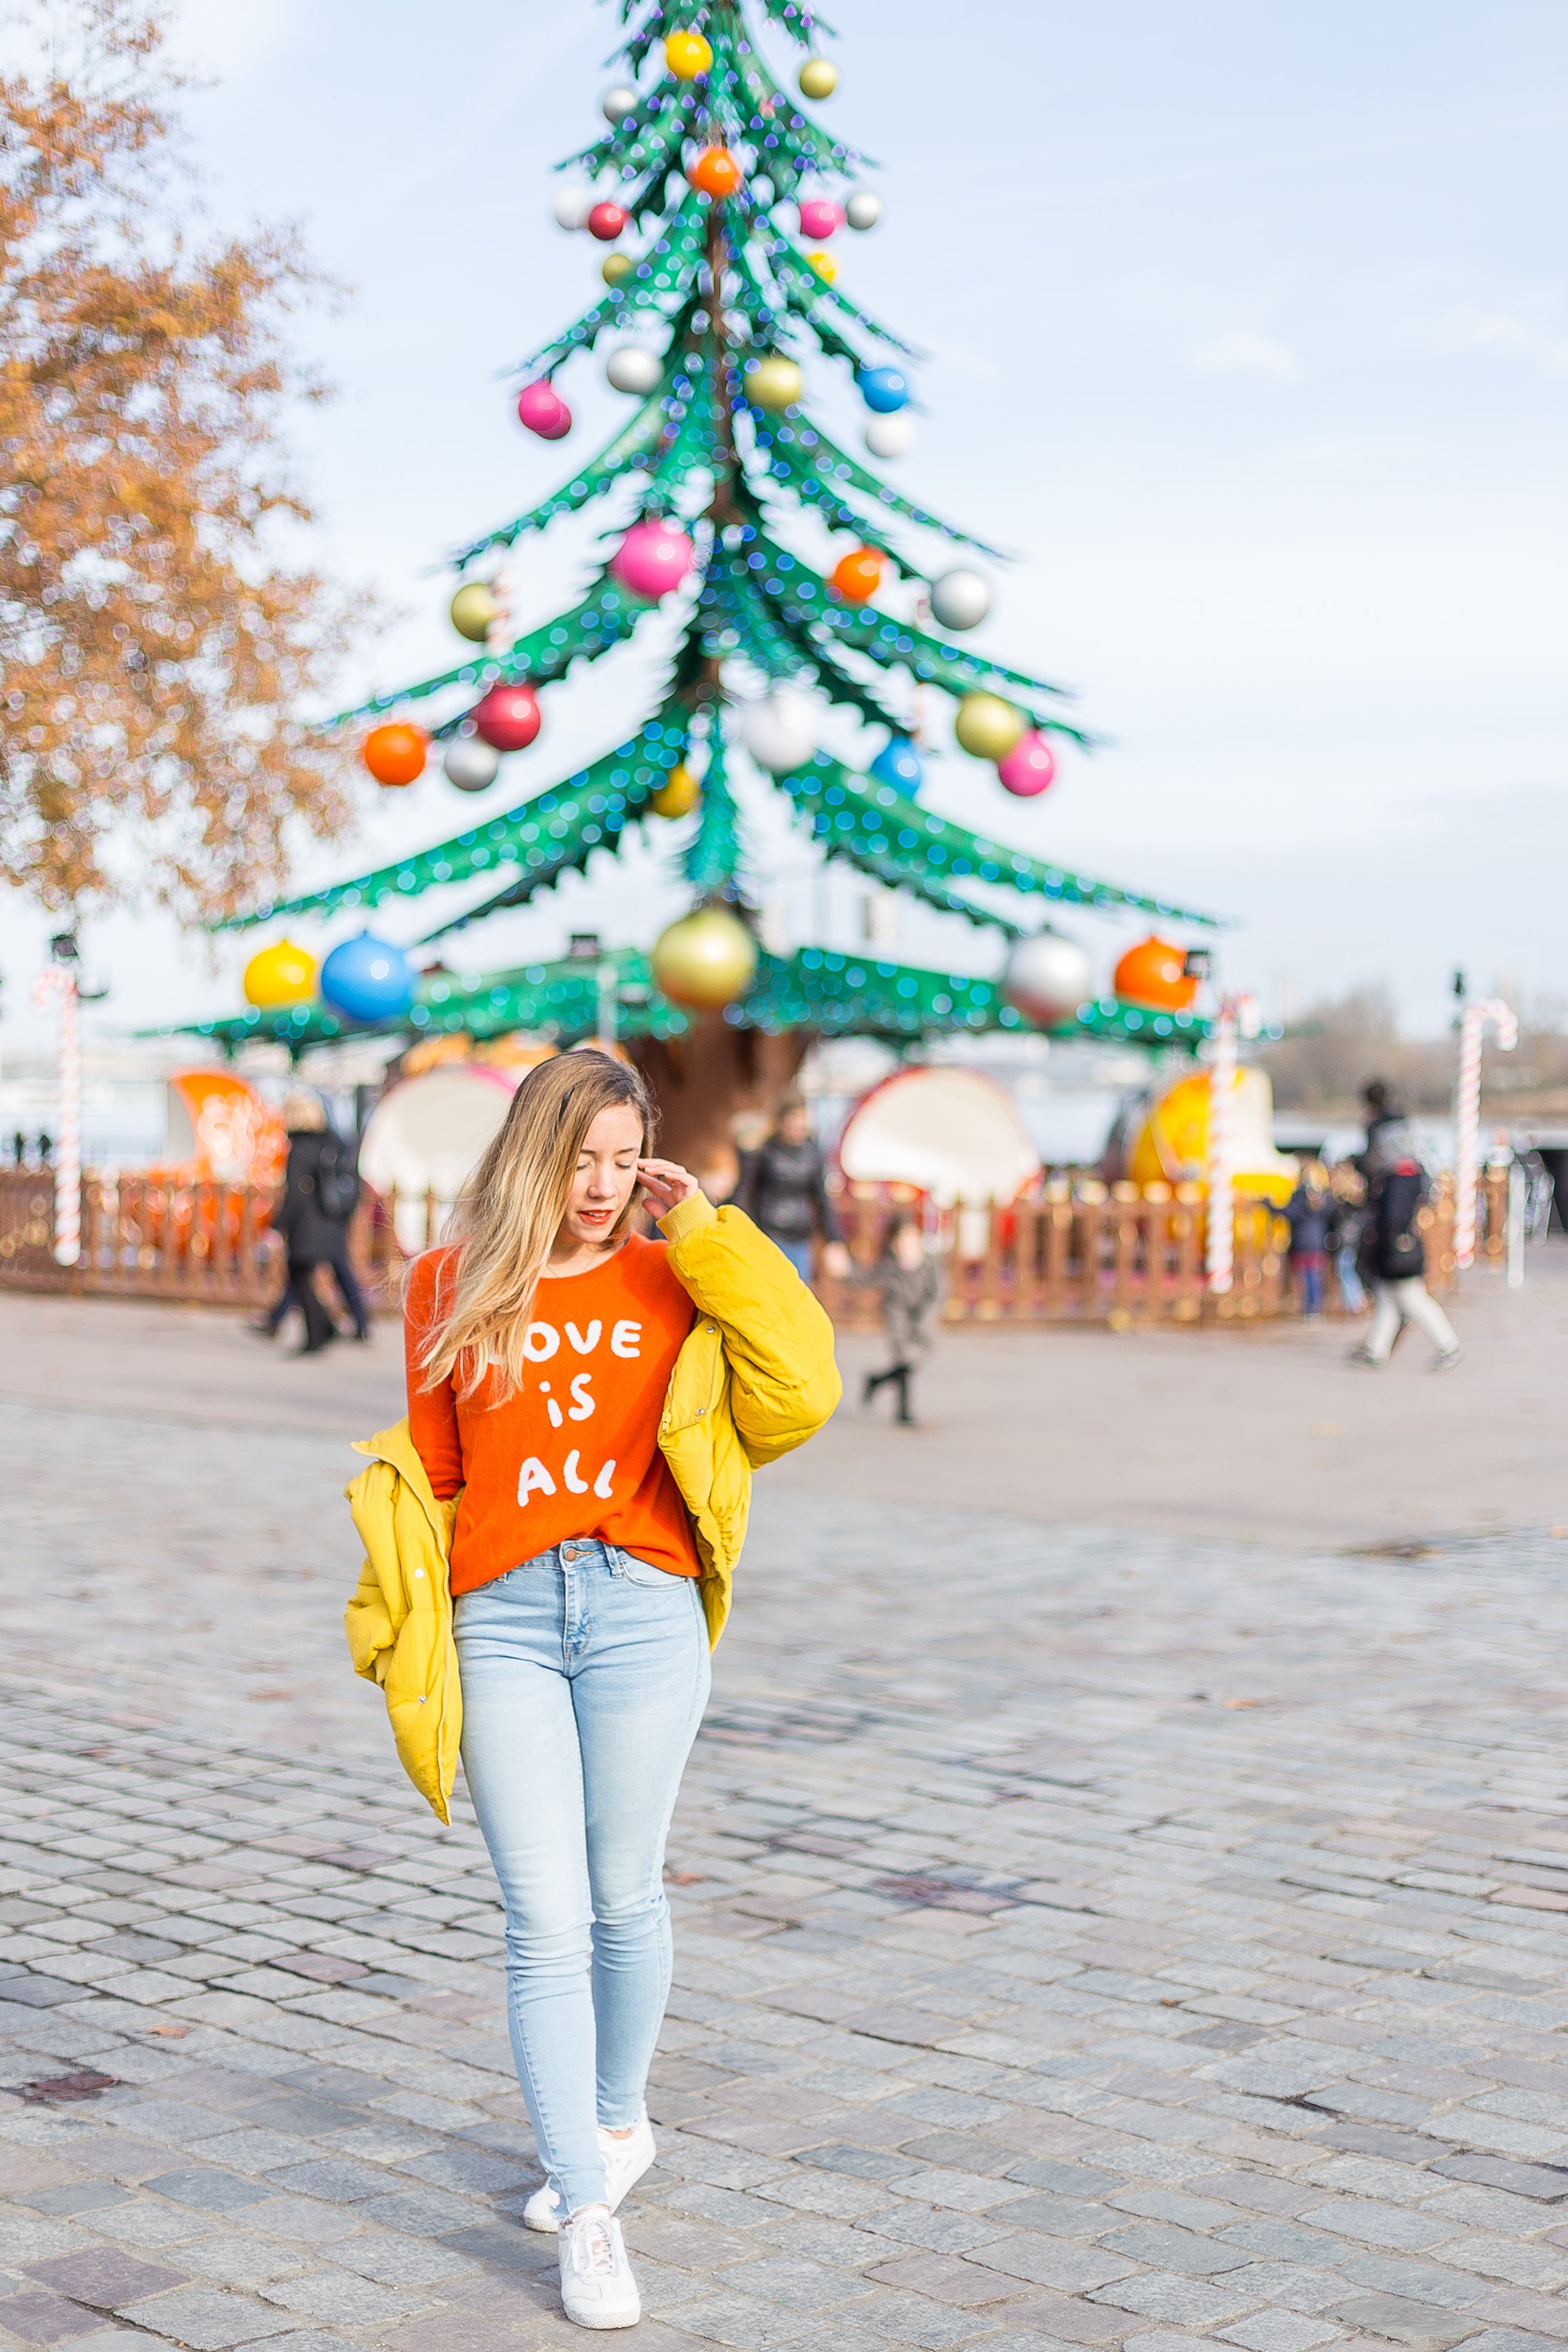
[32,963,81,1268]
[1205,997,1238,1294]
[1453,997,1517,1270]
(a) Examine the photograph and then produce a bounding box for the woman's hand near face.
[637,1158,702,1217]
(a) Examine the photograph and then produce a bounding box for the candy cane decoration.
[1205,997,1238,1294]
[32,963,81,1268]
[1453,996,1517,1270]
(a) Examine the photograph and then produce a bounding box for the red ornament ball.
[587,201,627,241]
[689,146,743,198]
[471,682,543,752]
[361,722,427,788]
[996,730,1058,798]
[797,198,844,241]
[516,380,571,439]
[830,546,885,604]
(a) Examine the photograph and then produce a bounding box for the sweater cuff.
[658,1191,717,1245]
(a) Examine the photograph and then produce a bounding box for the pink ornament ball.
[609,518,696,602]
[516,380,571,439]
[587,201,628,241]
[996,730,1058,797]
[471,681,543,752]
[797,198,844,241]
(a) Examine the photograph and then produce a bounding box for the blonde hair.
[283,1091,327,1132]
[418,1050,656,1401]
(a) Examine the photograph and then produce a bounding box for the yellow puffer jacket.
[345,1194,841,1822]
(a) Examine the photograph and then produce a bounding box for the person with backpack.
[1349,1121,1461,1370]
[258,1092,369,1351]
[735,1091,849,1284]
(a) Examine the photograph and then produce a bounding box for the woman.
[402,1052,838,2331]
[736,1090,848,1283]
[264,1093,367,1352]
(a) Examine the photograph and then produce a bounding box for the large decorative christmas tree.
[205,0,1221,1171]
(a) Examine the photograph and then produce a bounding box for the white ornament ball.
[865,413,917,460]
[750,174,775,209]
[741,688,819,775]
[601,84,638,123]
[929,567,991,632]
[605,345,663,395]
[1003,931,1095,1031]
[844,190,883,231]
[443,733,502,794]
[553,185,591,231]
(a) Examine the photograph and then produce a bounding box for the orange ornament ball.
[1113,935,1199,1012]
[689,145,743,198]
[830,546,885,604]
[361,721,427,788]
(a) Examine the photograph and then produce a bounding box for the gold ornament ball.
[798,56,839,100]
[650,762,701,819]
[651,905,758,1010]
[664,29,712,78]
[954,691,1025,761]
[243,937,317,1010]
[449,582,498,642]
[807,249,837,283]
[745,354,803,410]
[601,251,634,286]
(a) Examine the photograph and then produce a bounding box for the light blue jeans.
[454,1539,710,2215]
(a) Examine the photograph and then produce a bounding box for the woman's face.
[560,1102,645,1248]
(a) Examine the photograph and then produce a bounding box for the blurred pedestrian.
[736,1090,849,1283]
[1281,1161,1333,1318]
[860,1211,942,1426]
[259,1093,368,1353]
[1350,1120,1461,1371]
[1326,1164,1367,1313]
[1355,1079,1403,1175]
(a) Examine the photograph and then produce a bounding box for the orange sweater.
[405,1237,700,1594]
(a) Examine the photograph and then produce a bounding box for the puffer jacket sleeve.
[344,1459,403,1686]
[660,1194,842,1465]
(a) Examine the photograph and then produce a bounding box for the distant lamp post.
[33,934,82,1269]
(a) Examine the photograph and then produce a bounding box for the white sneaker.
[558,2205,640,2330]
[525,2113,655,2234]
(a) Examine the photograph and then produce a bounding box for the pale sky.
[4,0,1566,1053]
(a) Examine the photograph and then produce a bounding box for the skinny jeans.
[454,1539,710,2216]
[1362,1276,1459,1363]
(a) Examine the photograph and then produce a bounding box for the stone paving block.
[969,2237,1136,2293]
[1324,2294,1475,2347]
[259,2268,429,2325]
[862,2252,1021,2306]
[22,2249,188,2308]
[1090,2270,1262,2325]
[115,2284,299,2347]
[1219,2312,1344,2351]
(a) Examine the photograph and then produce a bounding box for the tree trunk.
[631,1020,810,1196]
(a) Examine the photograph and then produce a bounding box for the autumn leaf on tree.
[0,0,354,923]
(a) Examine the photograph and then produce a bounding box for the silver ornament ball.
[844,190,882,231]
[929,566,991,632]
[865,413,916,460]
[600,83,638,124]
[443,734,501,794]
[553,185,591,231]
[1003,931,1095,1031]
[741,688,819,775]
[605,345,663,394]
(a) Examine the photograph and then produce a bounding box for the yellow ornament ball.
[650,763,701,819]
[798,56,838,100]
[243,938,317,1011]
[807,250,837,283]
[651,905,758,1011]
[449,582,498,642]
[954,691,1025,761]
[664,29,712,78]
[745,354,803,411]
[602,251,634,286]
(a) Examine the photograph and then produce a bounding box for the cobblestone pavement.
[7,1384,1568,2352]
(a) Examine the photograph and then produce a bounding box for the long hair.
[418,1050,657,1401]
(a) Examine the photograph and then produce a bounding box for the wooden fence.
[0,1165,1499,1329]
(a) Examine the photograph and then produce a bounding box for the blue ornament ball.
[859,365,911,415]
[320,932,415,1023]
[870,737,923,795]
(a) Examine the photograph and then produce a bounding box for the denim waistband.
[513,1538,627,1576]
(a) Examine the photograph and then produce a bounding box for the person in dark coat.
[1349,1121,1461,1370]
[857,1212,942,1426]
[259,1094,368,1352]
[736,1092,848,1283]
[1280,1161,1333,1318]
